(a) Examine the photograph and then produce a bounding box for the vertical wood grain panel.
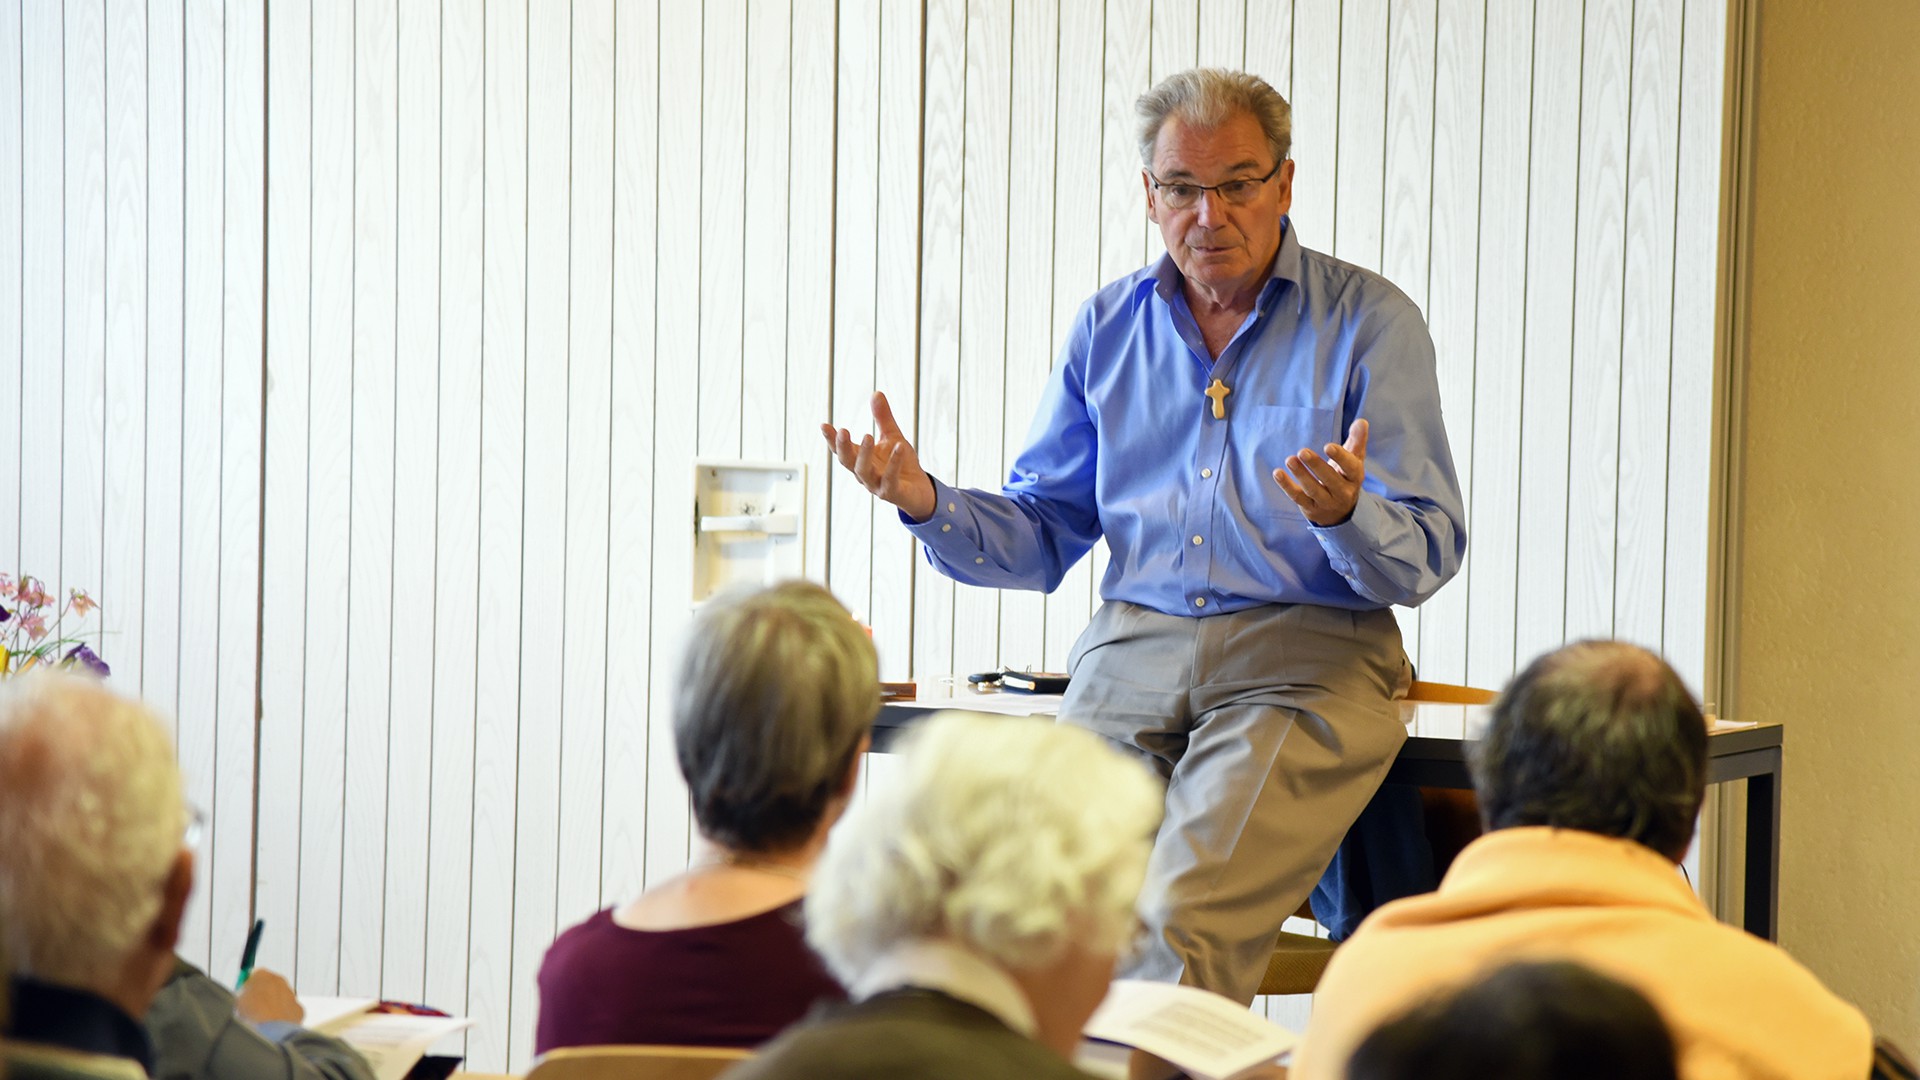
[143,0,184,722]
[467,0,529,1064]
[996,0,1057,673]
[1613,0,1682,652]
[0,0,20,560]
[1288,0,1338,245]
[424,0,485,1019]
[698,0,744,461]
[211,0,264,984]
[600,0,659,907]
[296,0,353,992]
[382,0,442,1001]
[1512,0,1581,670]
[508,0,571,1060]
[786,0,833,588]
[558,0,614,934]
[741,0,791,466]
[1666,0,1725,694]
[1563,0,1630,642]
[1041,0,1102,670]
[1331,0,1384,269]
[784,0,832,588]
[827,0,878,624]
[642,0,699,892]
[1465,0,1532,690]
[18,0,61,621]
[341,0,399,995]
[1242,0,1292,98]
[174,0,224,972]
[1197,0,1246,69]
[101,0,148,696]
[868,0,921,682]
[1415,0,1481,684]
[258,0,311,981]
[953,0,1012,675]
[62,0,105,627]
[911,0,963,682]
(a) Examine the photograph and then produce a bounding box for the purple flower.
[63,644,111,678]
[0,603,9,623]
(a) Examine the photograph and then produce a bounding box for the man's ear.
[147,849,194,954]
[1142,170,1160,225]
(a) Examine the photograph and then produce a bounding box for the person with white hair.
[0,672,374,1080]
[0,673,194,1076]
[726,712,1162,1080]
[821,64,1465,1010]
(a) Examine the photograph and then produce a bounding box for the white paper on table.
[307,1010,474,1080]
[1083,980,1296,1080]
[295,996,378,1031]
[1709,717,1759,732]
[898,692,1065,717]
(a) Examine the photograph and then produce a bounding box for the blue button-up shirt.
[905,222,1466,616]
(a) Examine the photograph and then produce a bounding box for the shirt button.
[941,524,952,532]
[1201,468,1213,478]
[1191,535,1203,546]
[948,502,957,513]
[1194,597,1207,608]
[975,556,986,565]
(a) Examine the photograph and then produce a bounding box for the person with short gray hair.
[1294,641,1876,1080]
[729,712,1163,1080]
[1135,67,1292,167]
[821,61,1465,1015]
[537,580,876,1052]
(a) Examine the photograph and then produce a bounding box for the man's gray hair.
[1137,68,1293,167]
[805,713,1162,983]
[1471,641,1708,859]
[673,579,879,854]
[0,672,186,988]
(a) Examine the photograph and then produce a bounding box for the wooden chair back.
[524,1045,752,1080]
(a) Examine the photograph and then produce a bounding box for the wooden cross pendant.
[1205,378,1231,420]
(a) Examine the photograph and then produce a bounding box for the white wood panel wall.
[6,0,1727,1070]
[2,0,262,984]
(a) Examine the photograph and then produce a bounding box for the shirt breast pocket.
[1234,404,1342,524]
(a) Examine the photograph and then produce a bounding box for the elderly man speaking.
[823,67,1465,1005]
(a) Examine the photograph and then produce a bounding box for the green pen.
[236,919,264,990]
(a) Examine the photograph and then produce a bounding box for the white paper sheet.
[1083,980,1295,1080]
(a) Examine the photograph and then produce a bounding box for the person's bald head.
[0,672,193,1015]
[1472,641,1708,861]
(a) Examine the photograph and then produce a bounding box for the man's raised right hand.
[820,391,938,523]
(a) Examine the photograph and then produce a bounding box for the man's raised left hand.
[1273,418,1368,527]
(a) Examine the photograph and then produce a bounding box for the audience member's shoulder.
[2,1041,149,1080]
[727,993,1095,1080]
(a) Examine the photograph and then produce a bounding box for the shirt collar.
[850,938,1039,1038]
[5,976,156,1075]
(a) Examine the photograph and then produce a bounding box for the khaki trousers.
[1061,600,1411,1005]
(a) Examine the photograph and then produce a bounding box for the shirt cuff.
[900,477,981,556]
[252,1020,303,1044]
[1308,489,1391,580]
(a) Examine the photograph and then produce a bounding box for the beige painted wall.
[1737,0,1920,1047]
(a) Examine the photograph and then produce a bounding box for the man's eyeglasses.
[1147,160,1284,210]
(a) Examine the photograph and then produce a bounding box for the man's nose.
[1192,188,1226,225]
